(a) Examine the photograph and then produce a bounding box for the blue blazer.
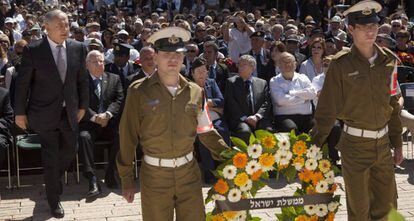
[204,78,224,108]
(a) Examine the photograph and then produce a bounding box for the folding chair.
[397,66,414,84]
[0,141,12,188]
[15,134,70,187]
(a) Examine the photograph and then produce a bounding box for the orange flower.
[214,179,229,195]
[251,169,262,181]
[261,136,276,149]
[292,141,307,156]
[222,211,237,220]
[234,172,249,187]
[310,171,324,185]
[309,215,319,221]
[259,153,275,169]
[277,163,289,171]
[211,214,225,221]
[298,169,313,183]
[306,185,316,194]
[326,212,335,221]
[329,183,337,193]
[295,215,309,221]
[293,157,305,166]
[233,153,248,168]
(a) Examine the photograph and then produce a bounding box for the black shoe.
[86,178,101,199]
[105,172,118,189]
[50,202,64,218]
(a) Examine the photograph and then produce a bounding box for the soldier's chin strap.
[215,193,334,212]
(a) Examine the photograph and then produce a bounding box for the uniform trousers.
[140,158,205,221]
[338,132,397,221]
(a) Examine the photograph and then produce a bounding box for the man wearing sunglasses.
[312,1,403,220]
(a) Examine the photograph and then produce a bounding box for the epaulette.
[128,77,147,90]
[382,47,401,63]
[332,48,351,61]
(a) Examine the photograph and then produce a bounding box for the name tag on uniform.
[347,71,359,77]
[147,99,160,111]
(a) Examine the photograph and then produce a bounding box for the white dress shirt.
[47,36,67,68]
[299,58,323,81]
[270,72,316,115]
[228,27,254,63]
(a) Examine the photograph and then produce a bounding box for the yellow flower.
[310,171,324,186]
[306,185,316,194]
[277,163,289,171]
[309,215,319,221]
[214,179,229,195]
[234,172,249,187]
[318,159,331,174]
[211,214,225,221]
[251,169,262,181]
[293,157,305,166]
[233,153,248,168]
[292,140,307,156]
[261,136,276,149]
[329,183,337,193]
[222,211,237,220]
[258,153,275,170]
[295,215,309,221]
[298,169,313,183]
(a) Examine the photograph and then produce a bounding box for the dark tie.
[93,78,104,113]
[56,45,66,83]
[245,80,254,114]
[255,53,262,76]
[209,65,216,79]
[119,67,124,76]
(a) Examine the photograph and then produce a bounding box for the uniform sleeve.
[388,62,403,148]
[116,87,140,190]
[197,94,229,161]
[311,60,342,147]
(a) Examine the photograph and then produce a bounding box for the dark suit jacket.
[104,61,139,93]
[208,62,229,94]
[125,69,147,88]
[224,75,271,129]
[249,49,272,82]
[15,37,89,131]
[83,72,124,124]
[0,87,13,143]
[204,78,224,108]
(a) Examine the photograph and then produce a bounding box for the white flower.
[240,179,253,192]
[235,211,247,221]
[294,162,304,171]
[307,145,322,159]
[212,194,226,201]
[305,158,318,171]
[324,171,335,184]
[278,139,291,151]
[275,150,283,164]
[245,160,261,175]
[328,201,339,212]
[247,144,262,159]
[304,204,316,215]
[223,165,237,180]
[279,151,293,166]
[228,188,242,202]
[316,180,329,193]
[315,204,328,217]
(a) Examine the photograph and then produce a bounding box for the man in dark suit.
[249,31,272,83]
[203,41,229,93]
[14,10,89,218]
[79,50,124,199]
[104,43,139,94]
[0,87,13,172]
[126,46,156,87]
[224,55,273,143]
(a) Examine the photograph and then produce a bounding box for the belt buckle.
[375,130,380,139]
[172,158,177,167]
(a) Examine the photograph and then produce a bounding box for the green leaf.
[249,133,257,145]
[321,143,329,158]
[295,206,305,215]
[388,208,406,221]
[220,149,238,159]
[250,217,262,221]
[206,212,213,221]
[231,136,248,152]
[205,188,215,204]
[297,133,311,142]
[289,129,297,139]
[211,170,221,178]
[281,206,297,217]
[275,213,285,221]
[332,164,342,175]
[284,166,297,183]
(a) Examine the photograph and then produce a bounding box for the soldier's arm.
[117,86,140,190]
[389,95,402,149]
[312,60,342,147]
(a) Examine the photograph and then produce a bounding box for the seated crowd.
[0,0,413,199]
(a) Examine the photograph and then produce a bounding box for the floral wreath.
[206,130,341,221]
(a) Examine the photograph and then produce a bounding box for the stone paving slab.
[0,157,413,220]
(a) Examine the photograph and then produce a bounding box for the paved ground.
[0,150,413,220]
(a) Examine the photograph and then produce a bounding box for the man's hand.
[95,113,110,127]
[245,116,258,129]
[15,115,28,130]
[122,188,136,203]
[77,109,85,122]
[394,147,404,166]
[207,99,214,108]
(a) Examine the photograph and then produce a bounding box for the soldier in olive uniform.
[116,27,229,221]
[311,1,403,220]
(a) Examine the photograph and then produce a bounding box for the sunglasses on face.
[392,25,401,28]
[186,49,196,53]
[312,46,322,49]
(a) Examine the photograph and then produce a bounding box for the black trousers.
[0,134,7,169]
[35,109,78,206]
[78,121,119,179]
[327,121,342,162]
[232,118,274,144]
[274,114,314,134]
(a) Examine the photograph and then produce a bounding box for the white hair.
[86,50,104,63]
[239,55,256,68]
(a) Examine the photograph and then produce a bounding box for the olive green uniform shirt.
[312,44,402,148]
[117,72,229,189]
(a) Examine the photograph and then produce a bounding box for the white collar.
[47,36,66,49]
[90,73,103,81]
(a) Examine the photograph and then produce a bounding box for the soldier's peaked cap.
[147,27,191,52]
[344,0,382,25]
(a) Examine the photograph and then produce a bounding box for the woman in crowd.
[191,57,230,184]
[299,37,326,81]
[270,52,316,134]
[266,41,287,80]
